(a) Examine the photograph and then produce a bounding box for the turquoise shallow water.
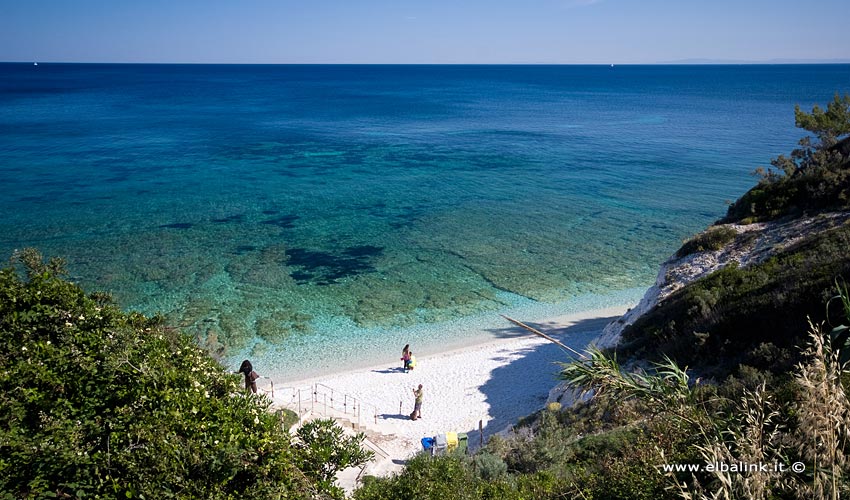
[1,63,848,379]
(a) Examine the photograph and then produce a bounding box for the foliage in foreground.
[0,249,371,499]
[294,419,374,497]
[563,313,850,499]
[355,312,850,500]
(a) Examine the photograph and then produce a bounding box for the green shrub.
[724,159,850,223]
[620,224,850,376]
[676,226,738,258]
[472,451,508,480]
[277,407,300,430]
[294,418,374,499]
[353,453,485,500]
[0,250,328,499]
[503,411,574,474]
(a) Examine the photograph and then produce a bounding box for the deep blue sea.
[1,64,848,378]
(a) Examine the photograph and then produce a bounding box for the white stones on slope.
[595,211,850,350]
[550,212,850,407]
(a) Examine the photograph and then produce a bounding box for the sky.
[1,0,849,64]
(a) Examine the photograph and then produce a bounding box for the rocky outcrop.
[594,211,850,349]
[546,210,850,406]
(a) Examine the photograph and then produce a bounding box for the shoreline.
[280,304,630,388]
[237,288,645,382]
[270,304,631,462]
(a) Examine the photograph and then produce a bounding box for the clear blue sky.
[2,0,848,64]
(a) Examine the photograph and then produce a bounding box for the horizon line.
[5,60,850,66]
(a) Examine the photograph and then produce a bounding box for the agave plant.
[826,279,850,366]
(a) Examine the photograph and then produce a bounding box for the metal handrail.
[271,382,384,431]
[275,385,315,425]
[258,376,274,398]
[311,383,381,428]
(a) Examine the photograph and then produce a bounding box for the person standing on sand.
[408,351,417,371]
[401,344,411,372]
[411,384,423,420]
[238,359,259,394]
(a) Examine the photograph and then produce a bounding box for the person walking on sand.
[238,359,259,394]
[408,351,417,371]
[401,344,411,372]
[411,384,424,420]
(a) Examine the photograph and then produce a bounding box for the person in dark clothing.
[401,344,411,372]
[238,359,259,394]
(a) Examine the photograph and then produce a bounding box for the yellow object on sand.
[446,431,458,450]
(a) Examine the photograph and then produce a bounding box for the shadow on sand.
[372,367,406,375]
[454,315,620,451]
[379,413,412,421]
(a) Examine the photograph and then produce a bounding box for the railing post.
[479,420,484,447]
[297,389,302,424]
[297,383,384,433]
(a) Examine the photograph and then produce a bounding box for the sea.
[1,63,848,379]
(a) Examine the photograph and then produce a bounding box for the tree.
[795,93,850,147]
[726,94,850,222]
[294,418,375,499]
[764,93,850,180]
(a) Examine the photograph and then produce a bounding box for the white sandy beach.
[270,305,630,472]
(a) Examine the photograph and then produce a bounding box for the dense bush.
[293,418,373,498]
[563,320,850,499]
[676,226,739,258]
[620,222,850,376]
[0,249,367,499]
[354,397,691,500]
[354,453,488,500]
[724,155,850,223]
[471,451,507,480]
